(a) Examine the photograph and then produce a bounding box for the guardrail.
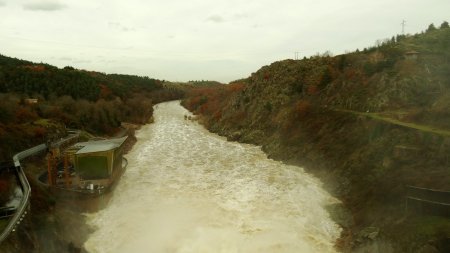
[408,186,450,204]
[406,186,450,218]
[51,131,80,150]
[0,207,16,219]
[0,143,47,243]
[0,131,80,244]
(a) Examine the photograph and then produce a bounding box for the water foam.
[84,101,341,253]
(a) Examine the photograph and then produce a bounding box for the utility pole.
[294,52,299,60]
[401,20,406,34]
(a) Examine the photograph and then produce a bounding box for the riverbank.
[84,101,342,253]
[182,100,450,252]
[0,125,140,253]
[181,26,450,251]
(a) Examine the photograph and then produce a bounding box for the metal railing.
[0,207,16,219]
[0,143,47,243]
[51,131,80,150]
[406,186,450,218]
[408,186,450,204]
[0,130,81,244]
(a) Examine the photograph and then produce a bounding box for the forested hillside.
[0,55,184,161]
[183,23,450,252]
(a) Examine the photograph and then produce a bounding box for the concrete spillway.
[84,101,341,253]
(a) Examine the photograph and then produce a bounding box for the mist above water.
[84,101,341,253]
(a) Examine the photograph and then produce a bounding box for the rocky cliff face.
[183,27,450,252]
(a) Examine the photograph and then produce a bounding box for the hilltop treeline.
[0,55,184,160]
[0,55,164,100]
[183,23,450,252]
[186,80,223,87]
[185,23,450,132]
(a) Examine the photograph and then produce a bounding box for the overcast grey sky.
[0,0,449,82]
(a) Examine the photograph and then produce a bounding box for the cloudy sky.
[0,0,449,82]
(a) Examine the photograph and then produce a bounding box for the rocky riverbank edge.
[188,107,450,253]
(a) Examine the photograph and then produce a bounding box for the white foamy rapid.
[84,101,341,253]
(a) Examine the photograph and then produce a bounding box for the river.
[84,101,341,253]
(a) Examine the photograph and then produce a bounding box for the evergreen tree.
[426,23,437,32]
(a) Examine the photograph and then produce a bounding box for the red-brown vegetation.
[293,100,312,119]
[307,85,319,95]
[182,25,450,252]
[33,126,47,139]
[15,107,38,123]
[99,84,113,99]
[226,82,245,93]
[22,65,46,72]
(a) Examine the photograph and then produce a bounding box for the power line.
[401,20,406,34]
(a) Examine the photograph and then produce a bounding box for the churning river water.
[84,101,341,253]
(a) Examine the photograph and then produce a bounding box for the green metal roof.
[74,136,127,155]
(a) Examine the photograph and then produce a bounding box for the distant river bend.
[84,101,341,253]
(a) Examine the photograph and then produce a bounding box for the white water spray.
[84,101,341,253]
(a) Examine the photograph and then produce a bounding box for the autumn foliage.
[183,83,246,125]
[0,53,186,160]
[293,100,312,119]
[33,126,47,139]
